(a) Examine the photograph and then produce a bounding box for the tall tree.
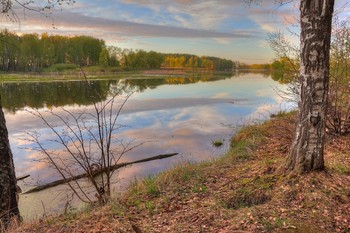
[286,0,335,173]
[0,97,19,227]
[0,0,75,226]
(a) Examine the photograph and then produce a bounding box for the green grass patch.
[332,164,350,175]
[145,201,156,216]
[44,63,78,72]
[143,176,161,198]
[231,124,267,148]
[270,110,297,118]
[129,175,161,199]
[230,141,252,161]
[63,211,78,221]
[211,139,224,148]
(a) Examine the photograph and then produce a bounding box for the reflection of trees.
[1,72,242,113]
[0,80,115,113]
[270,58,298,84]
[271,71,296,84]
[122,74,232,92]
[235,70,270,78]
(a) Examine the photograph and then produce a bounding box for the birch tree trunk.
[286,0,334,173]
[0,96,20,226]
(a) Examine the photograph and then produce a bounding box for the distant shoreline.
[0,68,272,83]
[0,69,240,82]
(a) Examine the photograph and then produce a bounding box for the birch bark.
[286,0,335,173]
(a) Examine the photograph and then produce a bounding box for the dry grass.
[9,112,350,233]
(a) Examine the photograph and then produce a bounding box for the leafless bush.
[268,31,300,103]
[269,19,350,135]
[25,72,143,205]
[328,19,350,135]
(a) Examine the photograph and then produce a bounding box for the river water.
[1,71,291,219]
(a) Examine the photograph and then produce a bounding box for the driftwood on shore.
[23,153,178,194]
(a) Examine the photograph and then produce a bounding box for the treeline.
[122,51,234,71]
[237,63,272,70]
[162,54,234,71]
[236,60,296,72]
[0,30,234,72]
[235,59,298,84]
[0,30,105,71]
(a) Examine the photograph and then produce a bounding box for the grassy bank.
[0,69,141,82]
[9,112,350,232]
[0,68,234,83]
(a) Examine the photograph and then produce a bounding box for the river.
[1,71,292,219]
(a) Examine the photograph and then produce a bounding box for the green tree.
[40,33,56,68]
[19,33,42,71]
[99,47,109,67]
[107,46,121,67]
[145,51,163,69]
[0,30,20,71]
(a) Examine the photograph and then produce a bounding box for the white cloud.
[6,8,259,41]
[120,0,244,28]
[248,3,299,33]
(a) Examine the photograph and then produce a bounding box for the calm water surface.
[1,72,291,219]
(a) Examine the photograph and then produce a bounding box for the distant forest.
[0,30,234,72]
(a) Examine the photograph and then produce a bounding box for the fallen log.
[16,174,30,181]
[23,153,178,194]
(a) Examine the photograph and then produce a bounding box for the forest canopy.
[0,30,234,72]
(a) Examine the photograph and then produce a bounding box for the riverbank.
[9,112,350,232]
[0,70,141,82]
[0,68,235,83]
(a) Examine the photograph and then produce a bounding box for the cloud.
[8,7,259,41]
[120,0,243,28]
[248,3,299,33]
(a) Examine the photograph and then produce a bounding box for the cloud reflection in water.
[5,73,293,218]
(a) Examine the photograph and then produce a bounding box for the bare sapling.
[327,19,350,135]
[26,70,143,205]
[269,19,350,136]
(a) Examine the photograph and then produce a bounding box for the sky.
[2,0,349,64]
